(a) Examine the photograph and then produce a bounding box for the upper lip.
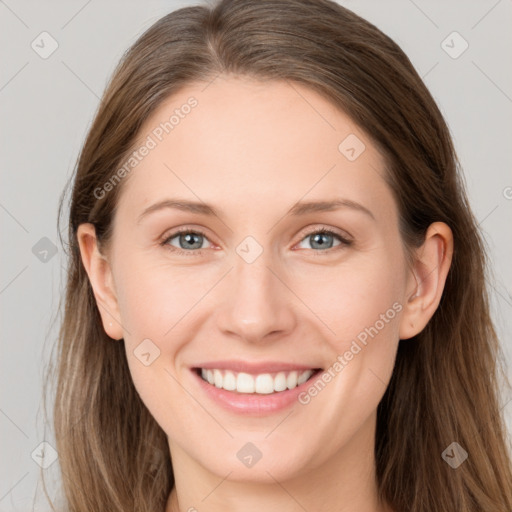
[193,360,322,374]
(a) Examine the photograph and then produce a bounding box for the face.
[89,75,415,483]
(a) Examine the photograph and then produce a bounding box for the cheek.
[295,250,405,419]
[296,252,404,346]
[113,259,207,431]
[289,255,404,454]
[114,256,213,340]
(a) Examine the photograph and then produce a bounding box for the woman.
[44,0,512,511]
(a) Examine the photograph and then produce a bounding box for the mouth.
[190,360,325,414]
[193,367,323,395]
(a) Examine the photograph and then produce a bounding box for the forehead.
[115,75,395,223]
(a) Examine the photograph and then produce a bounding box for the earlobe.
[76,223,124,340]
[399,222,453,340]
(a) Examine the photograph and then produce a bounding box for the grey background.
[1,0,511,510]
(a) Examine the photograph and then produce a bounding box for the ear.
[77,223,124,340]
[399,222,454,340]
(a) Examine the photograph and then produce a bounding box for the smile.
[198,368,320,394]
[191,361,324,414]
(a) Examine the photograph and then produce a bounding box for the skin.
[78,75,453,512]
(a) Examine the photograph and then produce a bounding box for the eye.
[160,226,352,256]
[295,227,352,252]
[160,228,213,255]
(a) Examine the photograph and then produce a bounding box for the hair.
[42,0,512,511]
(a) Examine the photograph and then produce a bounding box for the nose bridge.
[216,243,295,342]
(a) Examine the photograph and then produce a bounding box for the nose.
[215,251,297,344]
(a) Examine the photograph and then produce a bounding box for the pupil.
[312,233,332,249]
[183,233,201,249]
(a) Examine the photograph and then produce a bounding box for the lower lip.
[191,369,322,415]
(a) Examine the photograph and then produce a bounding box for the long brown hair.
[42,0,512,510]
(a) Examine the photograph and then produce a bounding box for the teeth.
[204,369,215,385]
[287,371,298,390]
[223,371,236,391]
[199,368,315,394]
[237,372,255,393]
[255,374,274,394]
[214,369,223,388]
[297,370,311,385]
[274,372,288,392]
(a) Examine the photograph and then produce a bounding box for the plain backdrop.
[1,1,511,510]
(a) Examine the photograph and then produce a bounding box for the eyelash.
[159,226,353,257]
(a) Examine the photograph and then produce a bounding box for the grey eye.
[297,231,344,250]
[166,231,210,251]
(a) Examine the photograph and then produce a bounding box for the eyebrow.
[137,197,375,224]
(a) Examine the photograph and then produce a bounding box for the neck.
[165,411,391,512]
